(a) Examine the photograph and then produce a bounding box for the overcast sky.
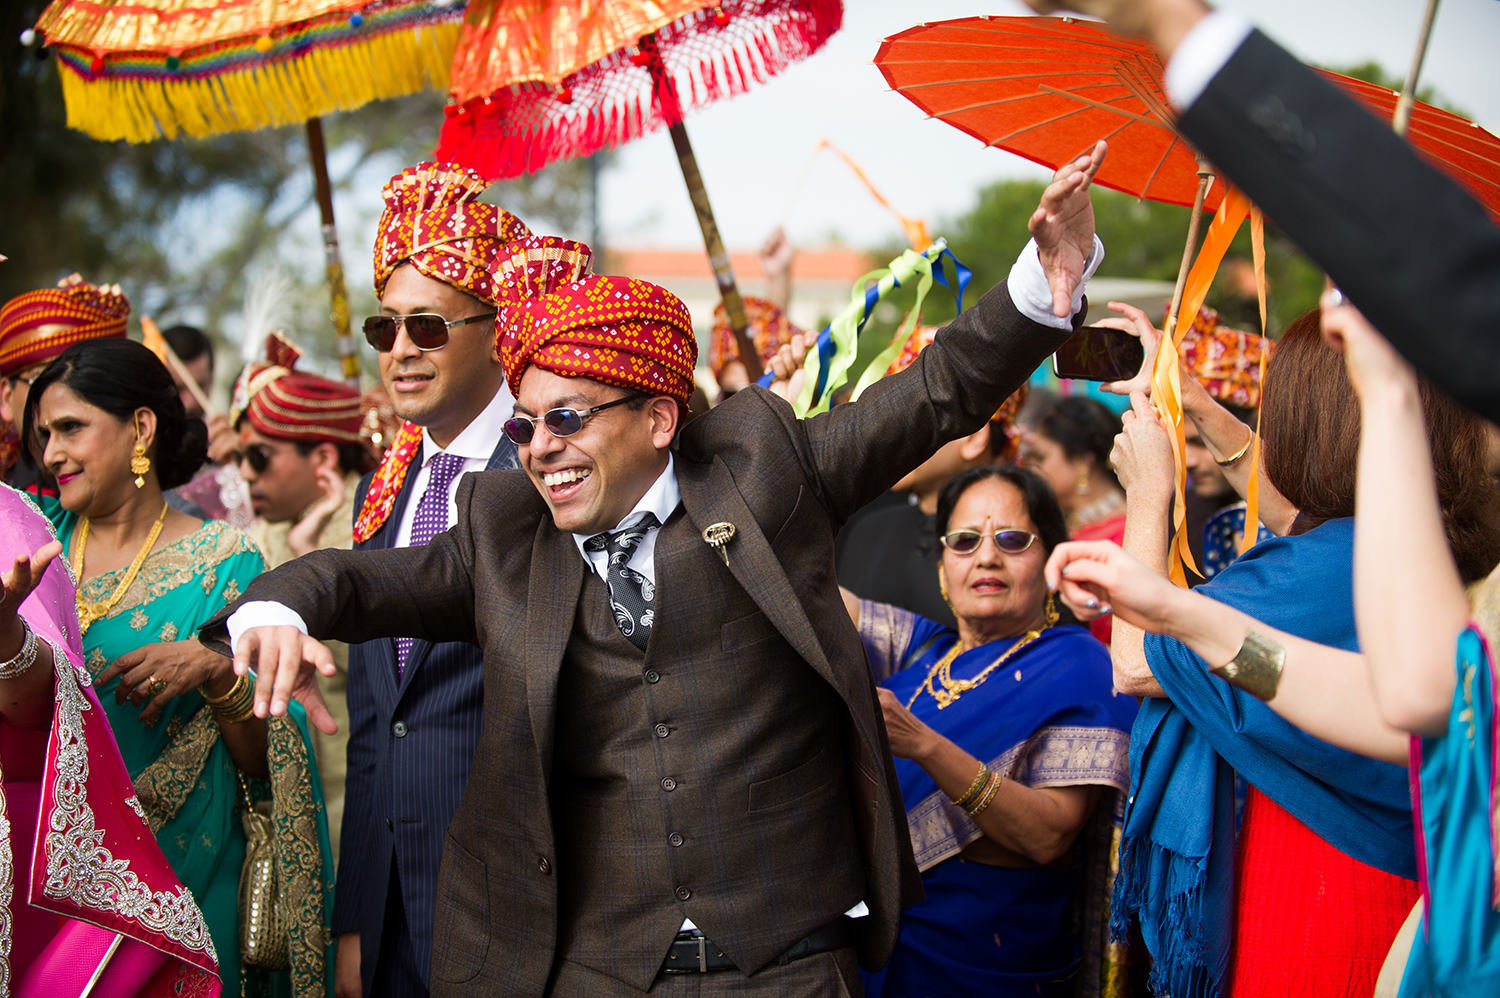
[592,0,1500,253]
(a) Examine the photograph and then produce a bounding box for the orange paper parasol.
[874,15,1500,223]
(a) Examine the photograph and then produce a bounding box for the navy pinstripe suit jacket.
[331,434,519,994]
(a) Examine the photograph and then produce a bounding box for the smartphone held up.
[1051,325,1145,382]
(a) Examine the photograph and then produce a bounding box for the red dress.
[1072,510,1127,644]
[1228,787,1418,996]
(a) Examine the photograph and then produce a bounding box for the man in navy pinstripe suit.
[327,162,559,998]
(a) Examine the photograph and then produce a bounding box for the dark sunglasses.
[503,396,637,445]
[361,311,496,352]
[231,443,276,474]
[940,528,1037,555]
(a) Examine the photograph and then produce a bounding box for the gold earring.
[1075,474,1091,497]
[131,440,151,489]
[938,565,953,611]
[1044,591,1059,628]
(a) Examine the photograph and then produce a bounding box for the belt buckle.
[694,935,708,972]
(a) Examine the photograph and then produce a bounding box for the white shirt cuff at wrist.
[1165,10,1254,110]
[1007,235,1106,330]
[226,601,309,656]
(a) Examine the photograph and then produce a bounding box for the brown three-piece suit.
[211,279,1072,994]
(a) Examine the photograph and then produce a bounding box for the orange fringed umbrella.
[434,0,843,380]
[32,0,468,383]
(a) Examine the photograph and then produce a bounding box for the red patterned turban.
[372,161,532,308]
[886,325,1029,462]
[707,296,803,381]
[0,275,129,377]
[230,333,363,444]
[1180,305,1275,409]
[503,276,697,405]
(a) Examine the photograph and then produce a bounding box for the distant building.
[602,245,876,358]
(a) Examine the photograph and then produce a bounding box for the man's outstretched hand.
[1031,140,1107,318]
[233,625,339,734]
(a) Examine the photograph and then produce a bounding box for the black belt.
[660,917,854,975]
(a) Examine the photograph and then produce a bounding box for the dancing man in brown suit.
[206,142,1109,995]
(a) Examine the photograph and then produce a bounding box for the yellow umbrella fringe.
[57,20,460,143]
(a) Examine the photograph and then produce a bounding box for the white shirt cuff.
[226,601,309,656]
[1006,235,1105,330]
[1165,10,1254,111]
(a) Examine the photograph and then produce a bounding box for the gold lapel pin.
[702,522,736,566]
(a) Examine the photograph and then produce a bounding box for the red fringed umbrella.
[435,0,843,379]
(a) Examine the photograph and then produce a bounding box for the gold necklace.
[906,627,1046,710]
[72,500,169,635]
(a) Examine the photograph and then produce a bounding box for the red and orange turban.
[0,275,129,377]
[372,161,532,308]
[1179,305,1275,409]
[707,296,803,382]
[230,333,364,445]
[503,276,697,405]
[886,325,1029,462]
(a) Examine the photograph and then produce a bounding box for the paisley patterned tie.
[396,451,465,675]
[584,511,660,651]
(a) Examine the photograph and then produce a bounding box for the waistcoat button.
[392,720,408,737]
[668,832,684,847]
[538,856,551,875]
[661,776,677,792]
[654,723,670,738]
[675,886,692,902]
[645,669,661,684]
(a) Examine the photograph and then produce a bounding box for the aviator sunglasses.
[361,311,496,352]
[940,528,1037,555]
[503,395,638,446]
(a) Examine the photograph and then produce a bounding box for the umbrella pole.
[665,119,761,382]
[306,117,359,386]
[1163,160,1215,338]
[1394,0,1441,136]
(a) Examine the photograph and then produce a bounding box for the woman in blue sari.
[21,339,334,997]
[845,465,1137,998]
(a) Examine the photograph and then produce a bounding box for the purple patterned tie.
[396,451,465,674]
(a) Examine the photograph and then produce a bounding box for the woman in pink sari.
[0,482,219,997]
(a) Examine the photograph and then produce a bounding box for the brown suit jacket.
[207,280,1073,993]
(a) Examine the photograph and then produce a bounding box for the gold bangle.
[203,672,256,723]
[951,762,991,809]
[965,770,1003,818]
[1208,630,1287,702]
[1214,430,1255,467]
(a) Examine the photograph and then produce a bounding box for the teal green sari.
[44,499,334,997]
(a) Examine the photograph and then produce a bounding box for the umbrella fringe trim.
[435,0,842,179]
[50,19,460,143]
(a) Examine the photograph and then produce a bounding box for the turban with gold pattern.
[372,161,532,308]
[503,276,697,405]
[0,275,129,377]
[1179,305,1275,409]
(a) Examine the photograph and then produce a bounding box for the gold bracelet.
[965,770,1003,818]
[1208,630,1287,702]
[203,672,256,723]
[951,762,991,809]
[1214,430,1255,467]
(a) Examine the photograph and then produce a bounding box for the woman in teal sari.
[844,466,1138,997]
[21,339,333,997]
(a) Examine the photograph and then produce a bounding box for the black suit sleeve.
[1177,29,1500,422]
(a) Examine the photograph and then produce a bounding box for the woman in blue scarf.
[1049,294,1500,997]
[1096,308,1500,998]
[845,465,1137,998]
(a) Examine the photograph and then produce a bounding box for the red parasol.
[435,0,843,379]
[874,15,1500,223]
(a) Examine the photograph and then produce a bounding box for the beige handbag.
[238,773,290,970]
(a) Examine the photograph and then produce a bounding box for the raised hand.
[1044,539,1185,632]
[0,541,62,634]
[1110,391,1175,500]
[233,625,339,734]
[1030,141,1107,318]
[765,331,811,404]
[288,465,348,557]
[1319,288,1417,402]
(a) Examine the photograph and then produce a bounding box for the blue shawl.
[1119,517,1416,998]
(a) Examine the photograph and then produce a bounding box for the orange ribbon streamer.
[1153,185,1252,585]
[1242,207,1268,555]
